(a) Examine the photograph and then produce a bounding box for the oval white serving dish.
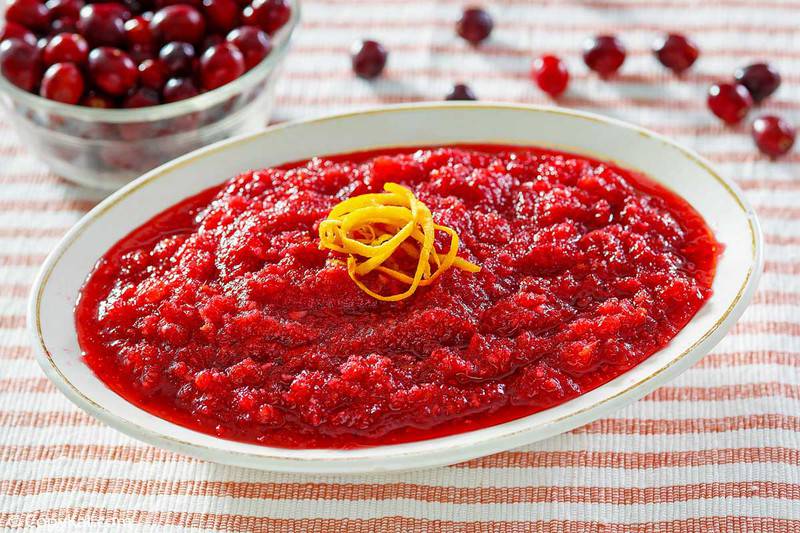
[29,103,763,474]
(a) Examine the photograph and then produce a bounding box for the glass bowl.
[0,0,300,190]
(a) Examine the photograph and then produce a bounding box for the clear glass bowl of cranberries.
[0,0,299,190]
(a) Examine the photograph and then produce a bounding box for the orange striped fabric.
[1,0,799,531]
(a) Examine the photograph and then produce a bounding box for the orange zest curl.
[318,183,481,301]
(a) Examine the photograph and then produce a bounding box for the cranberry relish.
[76,146,719,448]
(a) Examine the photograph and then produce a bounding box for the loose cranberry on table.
[652,33,699,74]
[226,25,270,70]
[43,32,89,65]
[87,46,138,95]
[151,4,206,44]
[532,54,569,97]
[456,7,493,45]
[200,42,244,90]
[583,35,626,77]
[163,76,198,102]
[158,40,195,76]
[734,62,781,103]
[242,0,290,35]
[351,39,388,79]
[0,22,38,47]
[0,38,42,91]
[77,3,130,47]
[751,115,796,158]
[39,61,84,103]
[445,83,477,101]
[707,82,753,125]
[6,0,51,33]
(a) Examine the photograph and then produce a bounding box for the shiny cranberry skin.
[351,39,387,79]
[49,16,78,34]
[39,62,84,103]
[583,35,626,77]
[225,25,270,70]
[445,83,476,101]
[78,3,130,47]
[0,22,38,47]
[88,46,137,95]
[43,32,89,65]
[0,38,42,91]
[123,86,160,107]
[151,5,206,44]
[707,82,752,125]
[6,0,50,33]
[81,89,115,107]
[199,42,244,90]
[242,0,290,34]
[158,41,195,75]
[138,58,166,89]
[752,115,795,158]
[456,7,493,45]
[203,0,239,33]
[532,54,569,97]
[162,76,198,102]
[45,0,84,19]
[653,33,699,74]
[124,16,154,47]
[735,63,781,103]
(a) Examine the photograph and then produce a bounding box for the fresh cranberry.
[203,0,239,33]
[707,82,752,125]
[199,42,244,90]
[6,0,50,33]
[456,7,493,45]
[123,86,160,107]
[653,33,699,74]
[241,0,290,35]
[78,3,130,47]
[752,115,795,158]
[162,76,198,102]
[88,46,138,95]
[0,22,38,47]
[225,25,270,70]
[49,16,78,34]
[351,39,387,79]
[138,58,166,88]
[129,43,156,62]
[43,32,89,65]
[0,38,42,91]
[583,35,626,77]
[124,16,154,47]
[158,41,195,75]
[445,83,476,101]
[151,5,206,44]
[45,0,84,19]
[532,54,569,97]
[81,89,115,107]
[39,61,84,103]
[734,63,781,103]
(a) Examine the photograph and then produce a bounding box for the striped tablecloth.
[2,1,799,531]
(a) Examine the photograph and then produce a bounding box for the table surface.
[1,1,799,531]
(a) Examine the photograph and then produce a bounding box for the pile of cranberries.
[350,6,794,159]
[0,0,291,108]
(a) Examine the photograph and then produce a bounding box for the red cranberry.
[653,33,699,74]
[88,46,137,95]
[138,58,166,89]
[6,0,50,33]
[123,86,160,107]
[124,16,154,47]
[0,22,38,46]
[78,3,130,47]
[226,25,270,70]
[200,42,244,90]
[203,0,239,33]
[200,33,224,52]
[39,61,84,103]
[162,76,198,102]
[445,83,476,101]
[81,89,115,107]
[532,54,569,97]
[45,0,84,19]
[0,38,42,91]
[151,5,206,44]
[129,43,156,62]
[158,41,195,75]
[351,39,387,79]
[752,115,795,158]
[707,82,752,125]
[456,7,492,45]
[43,32,89,65]
[242,0,291,35]
[735,63,781,103]
[49,16,78,34]
[583,35,626,77]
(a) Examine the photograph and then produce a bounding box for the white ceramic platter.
[29,103,763,474]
